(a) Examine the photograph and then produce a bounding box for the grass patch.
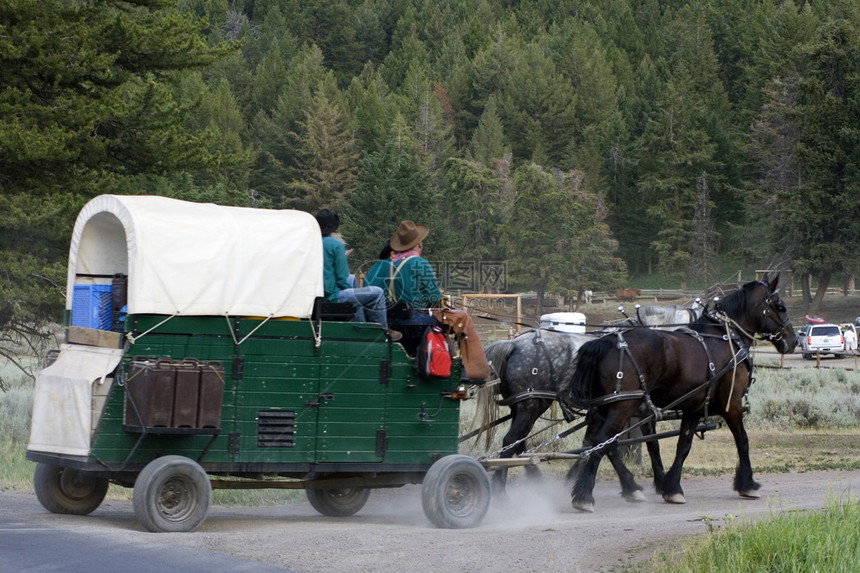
[0,361,36,492]
[645,495,860,572]
[0,438,33,492]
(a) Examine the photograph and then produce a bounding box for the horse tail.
[472,339,515,450]
[569,337,614,406]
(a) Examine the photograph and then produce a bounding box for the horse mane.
[692,281,757,330]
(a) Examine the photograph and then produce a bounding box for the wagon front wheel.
[33,462,109,515]
[421,455,490,529]
[133,456,211,532]
[306,486,370,517]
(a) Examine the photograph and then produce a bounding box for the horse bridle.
[757,281,793,344]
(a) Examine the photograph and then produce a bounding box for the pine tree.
[498,42,578,167]
[441,157,511,263]
[776,18,860,311]
[341,128,440,267]
[688,172,720,288]
[0,0,236,332]
[344,63,399,154]
[467,96,508,168]
[286,90,359,211]
[501,163,625,315]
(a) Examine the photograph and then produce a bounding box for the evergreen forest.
[2,0,859,339]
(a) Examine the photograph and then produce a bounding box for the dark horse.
[567,275,796,512]
[474,303,701,494]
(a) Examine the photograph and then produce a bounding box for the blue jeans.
[336,286,388,329]
[389,308,440,328]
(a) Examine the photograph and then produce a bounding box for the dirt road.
[4,468,860,572]
[754,348,860,370]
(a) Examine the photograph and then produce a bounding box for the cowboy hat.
[315,209,341,235]
[390,220,428,251]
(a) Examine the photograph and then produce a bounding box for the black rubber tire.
[802,353,812,360]
[421,455,490,529]
[33,462,109,515]
[306,486,370,517]
[133,456,211,532]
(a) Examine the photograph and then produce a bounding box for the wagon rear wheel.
[33,462,109,515]
[421,455,490,529]
[133,455,211,532]
[306,486,370,517]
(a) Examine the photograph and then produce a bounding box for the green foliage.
[441,156,512,262]
[751,13,860,308]
[0,0,237,191]
[3,0,860,335]
[498,42,578,167]
[501,164,626,308]
[341,135,439,266]
[286,90,359,211]
[0,0,239,331]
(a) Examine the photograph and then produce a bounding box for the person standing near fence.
[843,326,857,353]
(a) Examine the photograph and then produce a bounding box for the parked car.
[800,323,844,359]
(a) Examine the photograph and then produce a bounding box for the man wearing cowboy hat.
[316,209,401,341]
[365,220,442,328]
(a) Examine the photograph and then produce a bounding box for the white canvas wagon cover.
[67,194,323,318]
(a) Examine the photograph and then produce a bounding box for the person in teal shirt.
[316,210,400,340]
[365,220,441,327]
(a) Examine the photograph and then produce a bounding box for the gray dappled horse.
[474,303,701,495]
[634,304,702,328]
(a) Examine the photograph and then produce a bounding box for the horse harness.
[589,320,753,424]
[496,328,580,418]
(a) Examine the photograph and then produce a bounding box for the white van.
[540,312,587,333]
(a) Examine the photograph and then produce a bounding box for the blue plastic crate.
[72,284,113,330]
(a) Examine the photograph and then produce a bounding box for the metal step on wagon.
[26,195,492,532]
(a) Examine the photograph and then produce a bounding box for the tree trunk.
[801,274,812,306]
[808,271,832,314]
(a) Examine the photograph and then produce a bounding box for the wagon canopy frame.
[66,194,323,319]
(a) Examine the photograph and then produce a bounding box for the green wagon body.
[78,315,461,473]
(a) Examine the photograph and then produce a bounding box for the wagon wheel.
[306,486,370,517]
[421,455,490,529]
[33,462,109,515]
[133,455,211,533]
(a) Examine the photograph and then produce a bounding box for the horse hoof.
[663,493,686,504]
[739,489,761,499]
[572,500,594,513]
[629,490,646,503]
